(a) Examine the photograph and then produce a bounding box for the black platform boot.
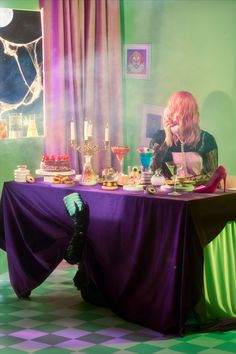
[64,201,89,264]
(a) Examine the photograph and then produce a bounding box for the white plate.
[101,185,118,190]
[159,185,174,193]
[35,169,75,176]
[50,183,75,188]
[123,185,144,192]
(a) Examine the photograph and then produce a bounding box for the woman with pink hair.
[150,91,218,178]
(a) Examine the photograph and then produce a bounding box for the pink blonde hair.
[164,91,200,147]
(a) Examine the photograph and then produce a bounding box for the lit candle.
[84,119,88,141]
[88,120,93,137]
[70,121,75,140]
[105,123,109,142]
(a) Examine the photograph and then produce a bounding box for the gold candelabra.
[69,119,110,185]
[76,138,109,155]
[70,119,110,153]
[70,137,110,186]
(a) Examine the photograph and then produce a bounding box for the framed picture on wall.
[141,104,164,146]
[124,44,151,79]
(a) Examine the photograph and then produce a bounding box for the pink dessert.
[40,154,71,172]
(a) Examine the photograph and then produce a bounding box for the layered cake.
[140,171,152,185]
[40,154,71,172]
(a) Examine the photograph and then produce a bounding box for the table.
[1,181,236,334]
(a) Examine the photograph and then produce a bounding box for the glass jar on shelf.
[9,113,23,139]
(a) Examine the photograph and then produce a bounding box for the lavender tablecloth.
[1,181,236,334]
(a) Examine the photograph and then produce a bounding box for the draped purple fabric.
[1,181,236,334]
[39,0,123,172]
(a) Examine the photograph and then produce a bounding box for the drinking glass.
[139,152,153,171]
[111,146,130,174]
[165,162,181,196]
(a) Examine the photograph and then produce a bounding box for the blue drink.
[140,152,153,169]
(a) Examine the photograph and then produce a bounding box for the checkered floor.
[1,262,236,353]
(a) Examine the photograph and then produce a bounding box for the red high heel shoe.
[193,165,227,193]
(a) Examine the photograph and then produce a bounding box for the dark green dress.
[149,129,218,176]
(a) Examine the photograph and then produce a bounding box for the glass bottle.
[27,114,39,137]
[79,155,97,186]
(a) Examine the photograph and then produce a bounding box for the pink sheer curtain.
[40,0,123,173]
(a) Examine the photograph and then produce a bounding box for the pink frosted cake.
[40,154,71,172]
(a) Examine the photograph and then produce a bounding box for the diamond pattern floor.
[1,261,236,353]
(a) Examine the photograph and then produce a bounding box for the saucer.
[50,183,75,188]
[123,185,144,192]
[102,185,118,190]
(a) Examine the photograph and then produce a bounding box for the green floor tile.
[77,322,108,331]
[83,345,119,353]
[206,331,236,340]
[32,314,63,322]
[188,335,224,347]
[34,323,66,332]
[128,343,162,353]
[214,342,236,353]
[0,349,26,353]
[74,312,104,321]
[170,342,208,354]
[0,315,23,323]
[0,337,24,346]
[36,348,72,354]
[199,350,236,354]
[0,305,20,313]
[0,324,24,334]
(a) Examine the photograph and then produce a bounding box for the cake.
[140,171,152,185]
[40,154,71,172]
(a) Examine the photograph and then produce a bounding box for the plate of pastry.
[51,175,75,186]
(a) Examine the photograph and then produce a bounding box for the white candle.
[105,123,109,142]
[70,121,75,140]
[84,119,88,141]
[88,120,93,137]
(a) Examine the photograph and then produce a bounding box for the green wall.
[0,0,39,10]
[122,0,236,175]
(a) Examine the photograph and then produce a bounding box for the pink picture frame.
[124,44,151,80]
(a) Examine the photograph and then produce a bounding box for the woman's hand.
[163,117,173,146]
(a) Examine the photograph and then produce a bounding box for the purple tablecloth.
[1,181,236,334]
